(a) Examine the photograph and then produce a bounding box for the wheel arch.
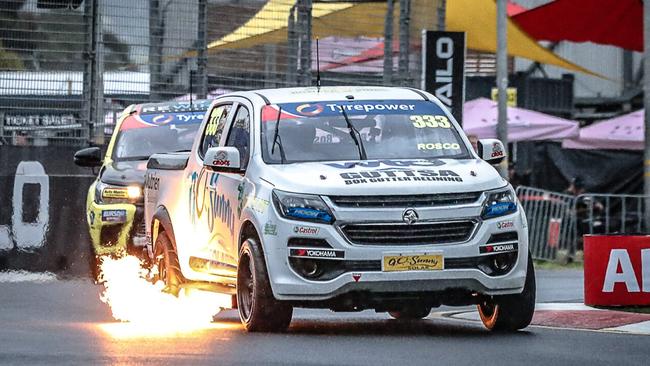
[239,219,261,253]
[152,205,177,252]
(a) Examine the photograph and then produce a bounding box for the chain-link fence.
[1,0,467,146]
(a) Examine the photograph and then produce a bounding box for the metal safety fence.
[516,186,649,261]
[516,186,578,261]
[1,0,458,147]
[576,193,648,236]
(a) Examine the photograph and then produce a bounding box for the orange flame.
[98,256,232,338]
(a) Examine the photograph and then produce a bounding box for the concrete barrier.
[0,146,96,277]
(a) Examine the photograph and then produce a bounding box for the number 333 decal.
[410,115,451,129]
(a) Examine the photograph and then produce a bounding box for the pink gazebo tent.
[562,109,644,150]
[463,98,579,141]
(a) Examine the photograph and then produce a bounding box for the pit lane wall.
[0,146,94,277]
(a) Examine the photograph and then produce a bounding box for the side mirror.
[204,146,241,172]
[478,139,506,164]
[74,147,102,167]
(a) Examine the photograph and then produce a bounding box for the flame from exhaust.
[98,256,232,337]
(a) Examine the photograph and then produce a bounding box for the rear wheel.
[478,254,536,331]
[388,305,431,320]
[237,238,293,332]
[154,232,184,296]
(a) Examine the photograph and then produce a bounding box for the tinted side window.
[200,104,232,157]
[225,106,250,170]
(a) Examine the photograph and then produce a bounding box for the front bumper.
[262,211,528,302]
[87,199,146,256]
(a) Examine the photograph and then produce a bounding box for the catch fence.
[516,186,649,261]
[0,0,462,147]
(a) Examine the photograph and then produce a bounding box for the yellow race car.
[74,99,210,279]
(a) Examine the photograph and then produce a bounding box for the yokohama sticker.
[479,242,518,254]
[290,248,344,259]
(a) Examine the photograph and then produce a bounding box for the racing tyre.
[388,305,431,320]
[478,254,536,331]
[237,238,293,332]
[154,232,184,296]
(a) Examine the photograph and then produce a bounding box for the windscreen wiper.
[271,107,287,163]
[337,105,367,160]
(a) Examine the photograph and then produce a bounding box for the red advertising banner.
[584,235,650,306]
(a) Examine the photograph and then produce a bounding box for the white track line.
[0,270,57,283]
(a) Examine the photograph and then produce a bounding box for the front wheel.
[237,238,293,332]
[154,232,184,296]
[478,254,536,331]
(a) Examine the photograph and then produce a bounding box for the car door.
[186,101,239,279]
[215,101,253,269]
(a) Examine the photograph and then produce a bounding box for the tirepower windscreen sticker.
[261,100,446,121]
[120,111,205,130]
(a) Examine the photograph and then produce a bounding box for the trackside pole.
[644,0,650,231]
[496,0,508,178]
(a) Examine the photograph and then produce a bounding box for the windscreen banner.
[421,31,466,124]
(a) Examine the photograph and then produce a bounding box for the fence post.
[297,0,312,86]
[94,3,105,145]
[196,0,208,99]
[383,0,395,85]
[149,0,163,101]
[286,4,298,86]
[82,0,98,146]
[437,0,446,30]
[265,44,278,88]
[398,0,411,86]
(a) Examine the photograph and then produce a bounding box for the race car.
[143,86,535,332]
[74,99,211,279]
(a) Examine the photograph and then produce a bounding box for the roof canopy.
[208,0,598,76]
[463,98,579,141]
[562,110,645,151]
[512,0,642,52]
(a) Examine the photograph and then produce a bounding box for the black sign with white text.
[421,31,466,124]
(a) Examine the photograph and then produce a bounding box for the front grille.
[328,192,482,208]
[340,220,476,245]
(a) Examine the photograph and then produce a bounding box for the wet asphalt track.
[0,269,648,366]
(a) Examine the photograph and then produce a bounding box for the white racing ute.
[144,86,535,332]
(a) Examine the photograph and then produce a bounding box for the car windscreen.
[260,99,471,164]
[113,111,204,161]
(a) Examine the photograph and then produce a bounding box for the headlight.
[272,190,335,224]
[481,188,517,219]
[95,181,142,204]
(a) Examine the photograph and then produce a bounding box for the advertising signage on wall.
[421,30,466,125]
[2,113,80,130]
[584,235,650,306]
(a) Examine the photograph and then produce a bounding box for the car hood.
[260,158,507,196]
[100,160,148,186]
